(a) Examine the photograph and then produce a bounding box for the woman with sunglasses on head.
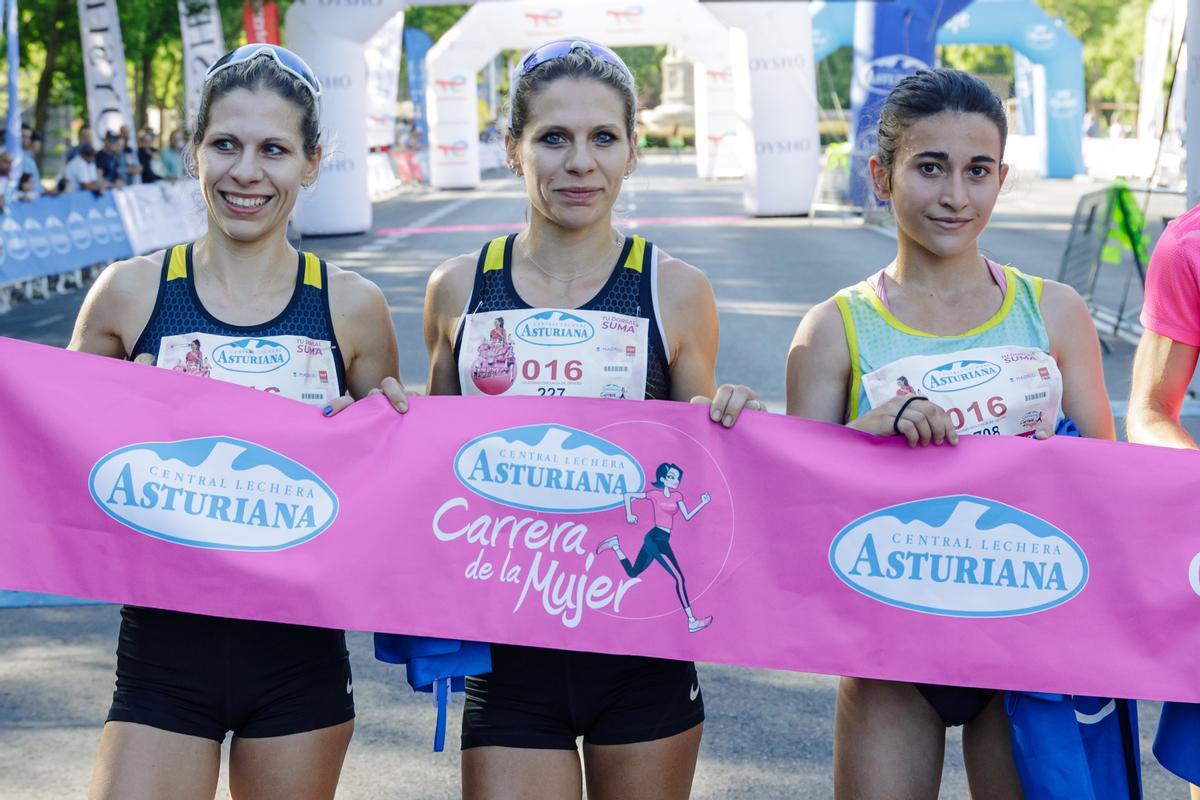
[786,69,1112,798]
[69,45,407,800]
[411,39,757,800]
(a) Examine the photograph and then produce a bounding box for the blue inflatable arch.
[811,0,1084,178]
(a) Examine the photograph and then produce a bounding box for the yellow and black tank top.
[452,233,672,401]
[130,242,347,404]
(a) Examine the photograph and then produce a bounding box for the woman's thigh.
[88,721,221,800]
[228,719,354,800]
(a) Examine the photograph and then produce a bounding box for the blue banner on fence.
[0,191,133,285]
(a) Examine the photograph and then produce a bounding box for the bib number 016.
[946,396,1007,430]
[521,359,583,382]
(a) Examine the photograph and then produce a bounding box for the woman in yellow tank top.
[787,69,1113,798]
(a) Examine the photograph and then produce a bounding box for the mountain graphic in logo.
[455,424,644,513]
[213,339,292,374]
[922,359,1000,392]
[89,437,338,551]
[829,495,1088,617]
[515,310,595,347]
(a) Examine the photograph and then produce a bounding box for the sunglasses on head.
[514,39,633,82]
[205,44,321,99]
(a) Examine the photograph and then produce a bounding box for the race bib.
[151,332,338,408]
[861,345,1063,437]
[459,308,648,399]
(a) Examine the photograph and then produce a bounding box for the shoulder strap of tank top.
[301,251,323,290]
[623,234,647,272]
[454,234,516,361]
[165,242,189,282]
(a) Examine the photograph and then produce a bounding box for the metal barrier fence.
[1056,188,1148,346]
[0,181,206,315]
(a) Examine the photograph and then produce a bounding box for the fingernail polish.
[322,406,333,416]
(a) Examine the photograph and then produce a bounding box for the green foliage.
[817,46,851,110]
[1035,0,1153,109]
[613,46,666,107]
[405,5,470,41]
[938,44,1013,88]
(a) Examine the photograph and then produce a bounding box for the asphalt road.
[0,156,1191,798]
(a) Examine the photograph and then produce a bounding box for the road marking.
[375,214,746,238]
[379,196,482,241]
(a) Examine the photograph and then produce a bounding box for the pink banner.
[1,336,1198,701]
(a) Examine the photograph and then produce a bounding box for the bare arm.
[786,297,957,446]
[327,268,402,403]
[623,492,645,523]
[679,492,710,521]
[1127,330,1199,449]
[423,253,477,396]
[657,252,757,424]
[1040,280,1115,440]
[67,255,160,357]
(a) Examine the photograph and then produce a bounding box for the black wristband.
[893,395,929,435]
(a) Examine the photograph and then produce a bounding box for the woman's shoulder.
[96,252,166,295]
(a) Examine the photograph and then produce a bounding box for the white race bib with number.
[861,345,1063,437]
[153,332,339,408]
[459,308,648,399]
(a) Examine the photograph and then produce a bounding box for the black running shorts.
[106,606,355,742]
[462,644,704,750]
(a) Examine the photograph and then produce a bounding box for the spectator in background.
[160,128,185,179]
[117,123,142,183]
[96,132,129,187]
[0,151,16,211]
[1082,111,1100,138]
[137,128,162,183]
[13,123,42,197]
[1109,113,1128,139]
[62,143,103,194]
[66,125,93,162]
[16,173,36,202]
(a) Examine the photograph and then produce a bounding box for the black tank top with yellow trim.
[452,233,672,401]
[130,242,347,405]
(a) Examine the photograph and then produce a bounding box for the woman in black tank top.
[403,39,760,800]
[68,46,409,800]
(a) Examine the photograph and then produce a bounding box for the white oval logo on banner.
[515,310,595,347]
[1025,23,1057,50]
[89,437,338,551]
[45,216,73,255]
[1048,90,1081,120]
[454,424,644,513]
[67,210,92,250]
[4,216,29,260]
[858,54,928,95]
[829,495,1088,617]
[921,359,1001,393]
[212,339,292,374]
[87,208,110,245]
[24,217,51,259]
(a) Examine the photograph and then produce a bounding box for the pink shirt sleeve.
[1141,209,1200,346]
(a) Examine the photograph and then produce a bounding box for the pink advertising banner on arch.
[1,336,1198,701]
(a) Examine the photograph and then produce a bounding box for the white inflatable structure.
[286,0,821,235]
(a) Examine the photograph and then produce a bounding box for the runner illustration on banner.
[597,461,714,633]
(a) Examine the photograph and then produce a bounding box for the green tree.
[613,46,665,107]
[1035,0,1152,110]
[817,46,851,110]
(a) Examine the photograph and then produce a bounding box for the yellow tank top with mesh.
[835,265,1048,421]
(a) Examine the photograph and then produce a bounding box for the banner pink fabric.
[1,336,1197,701]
